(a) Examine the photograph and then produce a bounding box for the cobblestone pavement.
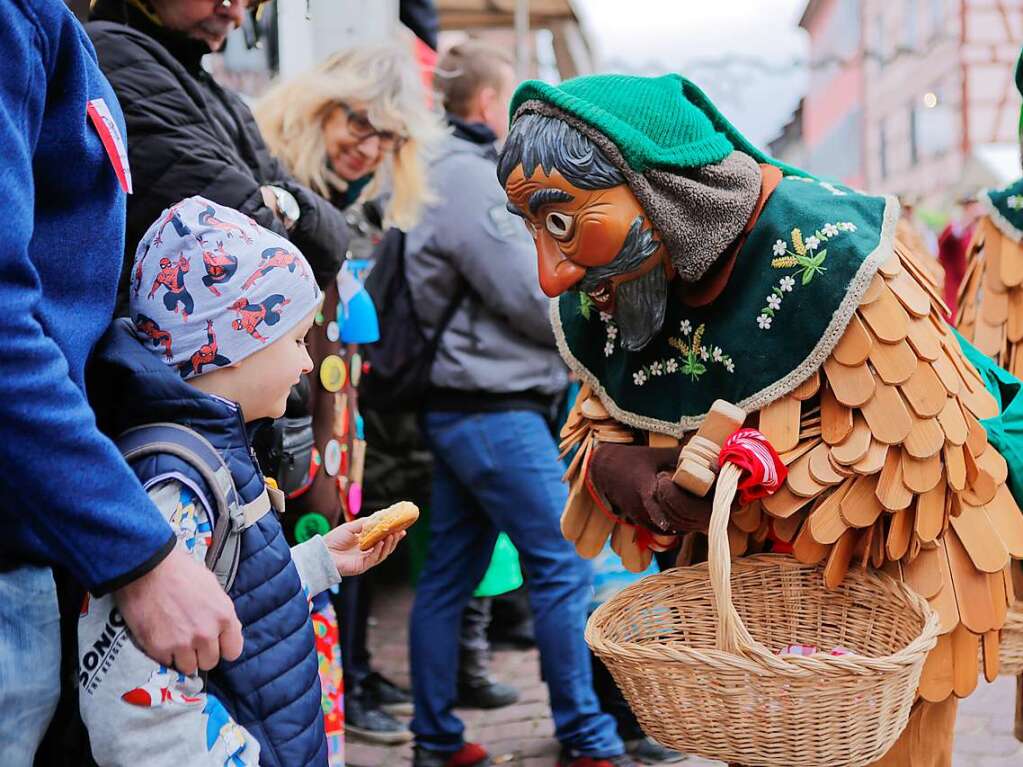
[346,586,1022,767]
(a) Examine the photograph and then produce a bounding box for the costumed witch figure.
[955,47,1023,744]
[498,73,1023,766]
[957,49,1023,375]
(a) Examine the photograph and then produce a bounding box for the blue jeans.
[0,564,61,767]
[410,410,623,757]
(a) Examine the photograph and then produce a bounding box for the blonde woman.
[256,41,445,230]
[255,41,445,755]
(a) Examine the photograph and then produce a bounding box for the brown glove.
[588,443,713,534]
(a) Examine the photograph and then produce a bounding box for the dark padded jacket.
[87,0,348,310]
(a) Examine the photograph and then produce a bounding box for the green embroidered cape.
[552,175,898,434]
[984,178,1023,243]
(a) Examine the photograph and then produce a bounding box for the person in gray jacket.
[405,41,631,767]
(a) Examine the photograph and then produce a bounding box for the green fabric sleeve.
[954,329,1023,506]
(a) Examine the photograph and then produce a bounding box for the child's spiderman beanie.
[128,196,321,379]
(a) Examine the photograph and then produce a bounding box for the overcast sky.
[575,0,810,146]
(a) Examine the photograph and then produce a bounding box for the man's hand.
[588,443,713,534]
[324,518,403,577]
[114,546,243,676]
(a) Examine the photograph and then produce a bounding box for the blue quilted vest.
[90,319,327,767]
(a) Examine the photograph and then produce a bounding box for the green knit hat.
[509,73,806,177]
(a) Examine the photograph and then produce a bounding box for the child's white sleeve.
[289,535,341,598]
[78,479,261,767]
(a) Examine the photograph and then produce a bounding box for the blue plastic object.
[337,259,380,344]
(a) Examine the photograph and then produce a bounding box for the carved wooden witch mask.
[502,164,673,311]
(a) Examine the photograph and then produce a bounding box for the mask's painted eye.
[545,211,574,240]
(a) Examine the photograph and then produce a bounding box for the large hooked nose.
[536,231,584,297]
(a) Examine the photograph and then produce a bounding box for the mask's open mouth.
[588,281,614,313]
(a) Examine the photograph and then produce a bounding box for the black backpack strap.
[427,276,469,352]
[116,423,274,592]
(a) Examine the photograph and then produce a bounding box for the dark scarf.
[329,173,373,211]
[447,113,497,146]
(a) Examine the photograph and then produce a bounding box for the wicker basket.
[587,463,941,767]
[1001,605,1023,676]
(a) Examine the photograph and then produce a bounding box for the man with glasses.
[86,0,348,308]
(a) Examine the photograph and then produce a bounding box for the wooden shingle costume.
[955,46,1023,745]
[498,74,1023,765]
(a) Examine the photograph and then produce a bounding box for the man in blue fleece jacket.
[0,3,243,763]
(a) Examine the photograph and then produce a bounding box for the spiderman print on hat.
[130,196,321,380]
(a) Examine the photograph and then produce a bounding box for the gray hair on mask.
[497,112,625,190]
[577,216,661,294]
[614,263,669,352]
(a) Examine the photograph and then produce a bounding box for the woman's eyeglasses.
[337,102,407,152]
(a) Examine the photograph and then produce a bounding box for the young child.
[80,196,402,767]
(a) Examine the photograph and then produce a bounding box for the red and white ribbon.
[717,428,787,505]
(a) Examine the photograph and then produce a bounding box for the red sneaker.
[413,742,491,767]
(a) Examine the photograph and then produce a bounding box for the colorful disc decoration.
[294,512,330,543]
[319,355,348,392]
[324,439,342,476]
[326,321,340,343]
[350,351,362,387]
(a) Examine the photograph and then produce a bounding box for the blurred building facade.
[795,0,1022,204]
[436,0,595,79]
[768,99,809,170]
[798,0,866,187]
[208,0,593,99]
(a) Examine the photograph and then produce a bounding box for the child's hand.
[324,518,404,577]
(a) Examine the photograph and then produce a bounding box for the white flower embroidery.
[606,325,618,339]
[764,217,854,324]
[1009,195,1023,210]
[680,319,692,335]
[648,323,734,382]
[604,341,614,357]
[633,370,647,386]
[725,360,735,373]
[599,312,613,322]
